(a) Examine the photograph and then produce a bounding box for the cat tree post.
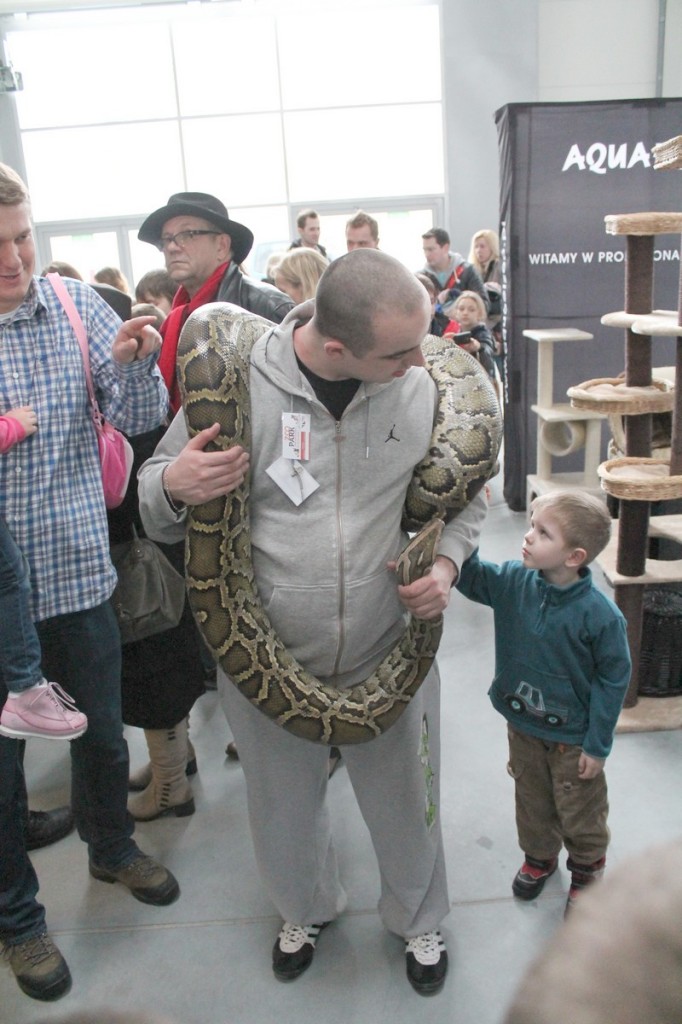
[599,210,682,707]
[570,204,682,714]
[612,230,653,703]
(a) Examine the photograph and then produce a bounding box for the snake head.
[395,517,445,587]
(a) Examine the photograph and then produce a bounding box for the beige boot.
[129,728,197,791]
[127,720,195,820]
[128,758,153,792]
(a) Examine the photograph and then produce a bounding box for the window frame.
[5,0,444,282]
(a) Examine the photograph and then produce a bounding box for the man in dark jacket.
[131,194,294,803]
[138,192,294,414]
[421,227,488,317]
[288,208,328,258]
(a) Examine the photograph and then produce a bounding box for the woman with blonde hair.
[273,247,329,304]
[468,228,500,284]
[468,228,503,379]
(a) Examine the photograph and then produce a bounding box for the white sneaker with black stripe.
[405,930,448,995]
[272,922,328,981]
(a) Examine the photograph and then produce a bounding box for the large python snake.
[176,303,502,745]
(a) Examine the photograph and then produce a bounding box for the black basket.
[638,586,682,697]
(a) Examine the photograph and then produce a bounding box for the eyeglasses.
[156,229,222,252]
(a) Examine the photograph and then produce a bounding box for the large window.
[3,0,443,283]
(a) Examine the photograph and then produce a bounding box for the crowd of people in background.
[42,208,504,390]
[40,209,502,345]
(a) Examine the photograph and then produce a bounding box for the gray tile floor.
[5,473,682,1024]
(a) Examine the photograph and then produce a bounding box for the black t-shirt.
[296,356,360,422]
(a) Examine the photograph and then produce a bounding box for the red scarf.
[159,262,229,413]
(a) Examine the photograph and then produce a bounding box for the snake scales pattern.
[176,303,502,745]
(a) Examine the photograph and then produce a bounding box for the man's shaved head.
[314,249,428,356]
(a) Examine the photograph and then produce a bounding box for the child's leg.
[553,743,609,911]
[507,726,563,860]
[0,516,43,693]
[0,517,87,741]
[553,745,610,863]
[507,726,561,899]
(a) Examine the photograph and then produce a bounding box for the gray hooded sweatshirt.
[138,306,486,688]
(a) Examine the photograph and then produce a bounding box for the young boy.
[456,491,631,913]
[0,405,88,741]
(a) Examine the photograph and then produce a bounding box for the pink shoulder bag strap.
[46,272,133,508]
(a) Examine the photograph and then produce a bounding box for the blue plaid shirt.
[0,276,169,621]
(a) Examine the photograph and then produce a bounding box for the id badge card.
[267,412,318,505]
[281,412,311,461]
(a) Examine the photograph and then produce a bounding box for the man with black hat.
[126,194,293,817]
[138,192,293,414]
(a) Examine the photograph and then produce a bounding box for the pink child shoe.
[0,681,88,740]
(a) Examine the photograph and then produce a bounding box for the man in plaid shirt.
[0,163,176,1003]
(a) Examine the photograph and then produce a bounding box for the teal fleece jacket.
[457,552,631,758]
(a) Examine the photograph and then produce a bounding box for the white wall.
[538,0,660,100]
[441,0,538,251]
[440,0,680,251]
[662,0,682,95]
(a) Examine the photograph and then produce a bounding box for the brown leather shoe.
[89,851,180,906]
[3,932,72,1001]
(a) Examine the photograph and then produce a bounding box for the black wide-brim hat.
[138,192,254,264]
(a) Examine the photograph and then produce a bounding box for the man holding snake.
[138,249,487,995]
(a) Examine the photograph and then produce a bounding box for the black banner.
[496,99,682,510]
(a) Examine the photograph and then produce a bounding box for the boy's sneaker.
[272,922,328,981]
[3,932,72,1001]
[565,856,605,916]
[0,681,88,741]
[405,931,448,995]
[512,855,558,900]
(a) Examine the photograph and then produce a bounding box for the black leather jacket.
[217,262,294,323]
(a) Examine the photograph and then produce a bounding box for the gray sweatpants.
[219,663,449,938]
